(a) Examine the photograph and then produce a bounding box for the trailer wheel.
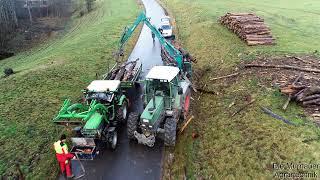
[127,112,139,139]
[164,118,177,146]
[116,100,128,124]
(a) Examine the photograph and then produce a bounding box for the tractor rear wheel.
[127,112,139,139]
[116,100,128,124]
[164,118,177,146]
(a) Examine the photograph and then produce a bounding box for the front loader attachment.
[53,99,109,125]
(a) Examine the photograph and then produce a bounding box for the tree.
[86,0,94,12]
[0,0,18,47]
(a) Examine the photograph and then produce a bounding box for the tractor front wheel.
[116,100,128,124]
[164,118,177,146]
[110,131,118,150]
[127,112,139,139]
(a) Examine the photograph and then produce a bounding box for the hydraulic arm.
[119,12,187,73]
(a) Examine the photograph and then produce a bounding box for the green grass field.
[0,0,139,178]
[160,0,320,179]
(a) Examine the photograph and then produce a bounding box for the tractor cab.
[85,80,121,104]
[128,66,191,147]
[140,66,182,132]
[144,66,181,109]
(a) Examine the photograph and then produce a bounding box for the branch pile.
[108,58,140,81]
[281,85,320,107]
[219,13,275,46]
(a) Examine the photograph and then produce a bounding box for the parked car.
[159,22,173,38]
[161,16,170,23]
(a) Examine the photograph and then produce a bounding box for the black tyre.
[127,112,139,139]
[116,100,128,124]
[134,82,140,89]
[110,131,118,150]
[164,118,177,146]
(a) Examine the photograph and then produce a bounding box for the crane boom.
[119,12,185,71]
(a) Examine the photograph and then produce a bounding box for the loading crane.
[118,12,192,78]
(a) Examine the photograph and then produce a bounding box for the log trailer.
[53,61,142,159]
[119,12,194,147]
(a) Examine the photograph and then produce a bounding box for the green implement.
[53,99,109,124]
[119,12,192,78]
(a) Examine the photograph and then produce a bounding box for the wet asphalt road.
[65,0,167,179]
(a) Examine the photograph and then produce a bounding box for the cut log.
[247,41,275,46]
[303,99,320,106]
[131,61,141,80]
[122,61,137,81]
[302,94,320,101]
[303,86,320,96]
[114,68,126,80]
[246,38,275,41]
[245,35,273,39]
[109,69,119,80]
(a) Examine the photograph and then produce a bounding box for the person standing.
[54,134,75,178]
[151,31,155,43]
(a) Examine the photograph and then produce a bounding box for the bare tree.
[0,0,18,47]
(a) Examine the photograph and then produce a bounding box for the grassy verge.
[0,0,139,178]
[160,0,320,179]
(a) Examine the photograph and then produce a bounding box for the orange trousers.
[56,153,74,177]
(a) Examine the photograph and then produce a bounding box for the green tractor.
[127,66,191,147]
[53,80,129,150]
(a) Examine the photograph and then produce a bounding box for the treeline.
[0,0,18,47]
[0,0,76,49]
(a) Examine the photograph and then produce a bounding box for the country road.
[67,0,167,179]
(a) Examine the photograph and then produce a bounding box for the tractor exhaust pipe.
[153,90,156,109]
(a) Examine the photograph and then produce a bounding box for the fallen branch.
[197,88,215,95]
[231,99,256,117]
[179,116,194,134]
[210,72,239,81]
[285,55,311,64]
[245,64,320,73]
[260,107,295,125]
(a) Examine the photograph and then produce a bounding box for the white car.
[161,16,171,23]
[159,22,173,38]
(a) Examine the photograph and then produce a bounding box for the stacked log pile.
[219,13,275,46]
[108,58,140,81]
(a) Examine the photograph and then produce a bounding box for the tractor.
[53,80,129,151]
[127,66,191,147]
[117,12,194,147]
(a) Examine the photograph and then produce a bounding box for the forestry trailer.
[119,12,194,147]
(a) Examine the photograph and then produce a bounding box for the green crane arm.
[119,12,184,70]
